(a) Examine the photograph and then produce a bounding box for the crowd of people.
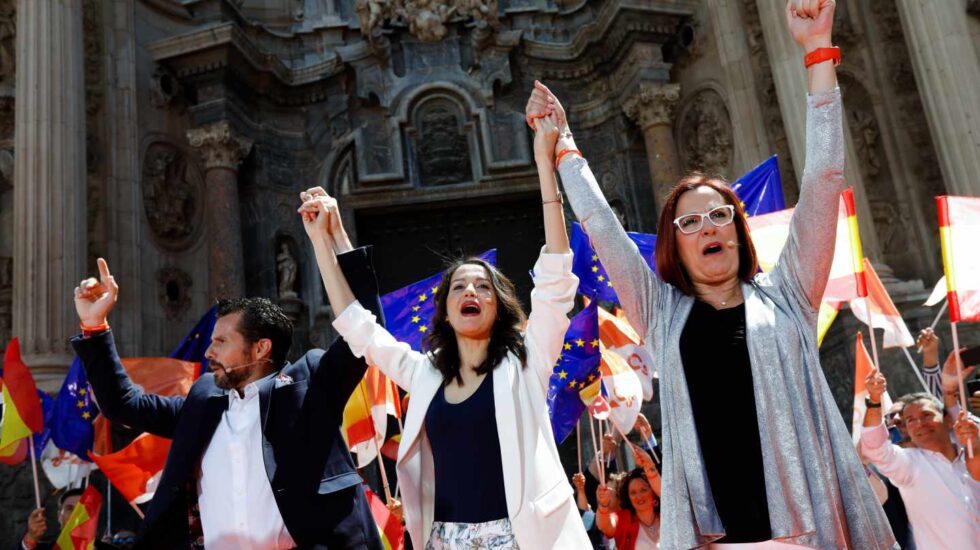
[14,1,980,549]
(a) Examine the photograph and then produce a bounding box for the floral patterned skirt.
[425,518,520,550]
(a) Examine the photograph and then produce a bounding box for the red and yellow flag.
[937,195,980,323]
[824,188,867,301]
[0,338,44,459]
[851,332,892,445]
[850,259,914,348]
[90,433,170,504]
[55,485,102,550]
[343,365,401,467]
[365,485,405,550]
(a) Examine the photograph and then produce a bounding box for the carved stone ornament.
[356,0,499,43]
[414,98,473,185]
[142,141,204,251]
[149,65,181,109]
[156,267,193,321]
[186,121,253,172]
[677,89,734,177]
[277,242,299,300]
[622,82,681,130]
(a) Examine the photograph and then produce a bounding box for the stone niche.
[141,140,205,252]
[406,93,477,186]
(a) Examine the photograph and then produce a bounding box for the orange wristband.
[804,46,841,68]
[80,321,110,334]
[555,148,582,170]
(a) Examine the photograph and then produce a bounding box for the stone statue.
[277,243,299,299]
[356,0,497,42]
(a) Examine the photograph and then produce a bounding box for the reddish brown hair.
[654,173,759,295]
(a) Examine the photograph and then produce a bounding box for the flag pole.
[588,415,603,487]
[576,420,582,475]
[358,381,392,502]
[950,322,974,458]
[611,418,659,466]
[596,416,606,485]
[865,299,881,372]
[28,437,41,509]
[917,301,949,353]
[128,501,145,520]
[900,347,932,393]
[106,480,112,538]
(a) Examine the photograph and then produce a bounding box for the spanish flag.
[851,332,893,445]
[937,196,980,323]
[55,484,102,550]
[89,432,170,505]
[823,188,868,301]
[365,485,405,550]
[343,365,401,467]
[0,339,44,460]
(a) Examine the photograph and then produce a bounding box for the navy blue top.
[425,369,509,523]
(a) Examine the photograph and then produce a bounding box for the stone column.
[708,0,772,173]
[12,0,87,383]
[895,1,980,197]
[756,0,882,261]
[187,121,252,301]
[623,82,682,215]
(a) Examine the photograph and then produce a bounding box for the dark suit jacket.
[72,247,385,549]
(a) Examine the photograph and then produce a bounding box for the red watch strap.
[804,46,841,68]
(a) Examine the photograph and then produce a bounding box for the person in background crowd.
[16,488,83,550]
[885,398,913,448]
[596,446,662,550]
[916,328,944,401]
[862,369,980,549]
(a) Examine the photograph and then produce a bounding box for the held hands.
[533,112,561,165]
[297,187,352,253]
[785,0,835,51]
[74,258,118,327]
[865,368,887,404]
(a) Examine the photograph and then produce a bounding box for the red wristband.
[81,321,110,337]
[804,46,841,68]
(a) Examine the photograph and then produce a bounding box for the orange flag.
[852,332,892,444]
[89,433,170,504]
[343,365,400,467]
[937,195,980,322]
[849,259,914,348]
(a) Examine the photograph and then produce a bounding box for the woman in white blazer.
[298,112,591,549]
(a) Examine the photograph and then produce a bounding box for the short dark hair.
[59,488,84,508]
[899,392,945,418]
[216,298,294,367]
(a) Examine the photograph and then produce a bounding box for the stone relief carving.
[677,89,733,177]
[356,0,498,43]
[277,242,299,299]
[414,99,472,185]
[851,110,881,178]
[157,267,193,321]
[142,142,204,251]
[149,66,181,109]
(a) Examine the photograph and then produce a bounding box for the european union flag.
[570,223,656,306]
[731,155,785,217]
[547,299,601,444]
[50,358,98,461]
[170,305,218,375]
[381,250,497,352]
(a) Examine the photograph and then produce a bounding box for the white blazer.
[333,249,591,549]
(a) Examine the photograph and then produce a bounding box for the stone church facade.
[1,0,979,541]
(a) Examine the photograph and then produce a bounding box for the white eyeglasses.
[673,205,736,235]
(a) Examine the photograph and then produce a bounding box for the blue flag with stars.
[50,358,98,461]
[731,155,785,217]
[170,305,218,375]
[570,223,656,305]
[547,298,601,444]
[381,250,497,352]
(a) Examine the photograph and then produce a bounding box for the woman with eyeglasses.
[525,2,897,549]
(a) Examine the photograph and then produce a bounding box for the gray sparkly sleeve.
[558,155,660,336]
[772,88,845,313]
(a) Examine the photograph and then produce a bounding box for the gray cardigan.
[558,88,896,550]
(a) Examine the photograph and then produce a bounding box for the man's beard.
[211,359,253,390]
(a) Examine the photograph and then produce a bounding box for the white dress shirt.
[198,376,295,550]
[861,423,980,550]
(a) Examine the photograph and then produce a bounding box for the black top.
[425,369,509,523]
[679,300,771,543]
